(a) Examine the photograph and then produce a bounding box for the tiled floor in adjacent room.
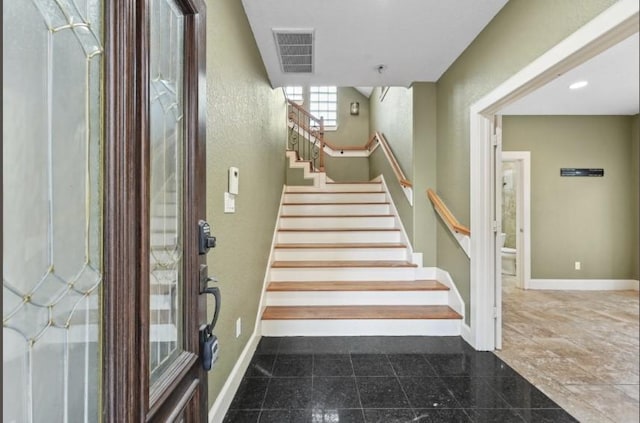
[497,276,640,423]
[224,336,577,422]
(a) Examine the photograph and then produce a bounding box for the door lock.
[199,325,219,371]
[198,220,216,255]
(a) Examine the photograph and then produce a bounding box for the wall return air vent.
[273,30,313,73]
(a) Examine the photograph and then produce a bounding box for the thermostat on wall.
[228,167,239,194]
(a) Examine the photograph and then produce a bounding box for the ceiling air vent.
[273,30,313,73]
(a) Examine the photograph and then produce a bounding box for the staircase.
[261,179,463,336]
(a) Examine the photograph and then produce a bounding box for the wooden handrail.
[426,189,470,236]
[371,132,412,188]
[289,114,368,152]
[286,101,413,190]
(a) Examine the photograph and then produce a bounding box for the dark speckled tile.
[357,377,411,409]
[351,354,394,376]
[387,354,437,377]
[426,353,477,376]
[440,377,510,409]
[229,378,269,410]
[245,354,276,378]
[255,337,281,355]
[313,354,354,376]
[516,409,578,423]
[363,408,416,423]
[469,408,525,422]
[311,377,360,409]
[399,377,461,409]
[310,409,365,423]
[483,378,560,409]
[277,337,317,354]
[262,377,312,409]
[272,354,312,377]
[414,409,473,422]
[224,337,579,423]
[257,409,311,423]
[223,409,260,423]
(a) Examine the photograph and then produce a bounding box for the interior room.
[496,33,640,422]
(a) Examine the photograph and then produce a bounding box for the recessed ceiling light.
[569,80,589,90]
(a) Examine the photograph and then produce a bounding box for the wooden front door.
[3,0,209,421]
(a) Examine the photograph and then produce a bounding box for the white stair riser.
[286,184,382,193]
[279,216,396,230]
[273,247,408,261]
[261,319,461,336]
[265,291,449,306]
[270,267,417,281]
[276,231,402,244]
[281,203,390,215]
[284,193,386,204]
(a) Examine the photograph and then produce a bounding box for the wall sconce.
[350,102,360,116]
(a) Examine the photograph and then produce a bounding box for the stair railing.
[285,101,412,202]
[427,188,471,257]
[287,99,325,171]
[366,132,412,188]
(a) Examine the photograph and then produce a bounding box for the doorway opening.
[501,152,531,291]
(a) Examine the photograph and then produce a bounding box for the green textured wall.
[206,0,286,407]
[331,87,371,147]
[631,114,639,279]
[435,0,616,323]
[286,165,314,186]
[324,155,370,182]
[412,83,438,265]
[503,115,637,280]
[369,87,414,242]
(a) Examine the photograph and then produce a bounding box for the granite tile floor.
[224,336,577,422]
[497,277,640,423]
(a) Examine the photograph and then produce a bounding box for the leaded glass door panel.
[3,0,208,421]
[3,1,104,422]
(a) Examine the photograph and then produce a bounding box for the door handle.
[202,286,221,331]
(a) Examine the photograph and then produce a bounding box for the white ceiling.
[242,0,508,87]
[502,33,640,115]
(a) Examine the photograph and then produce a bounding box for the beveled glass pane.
[3,0,104,422]
[149,0,185,385]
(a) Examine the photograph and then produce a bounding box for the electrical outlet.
[575,261,581,270]
[235,318,242,338]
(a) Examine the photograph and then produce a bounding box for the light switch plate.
[224,192,235,213]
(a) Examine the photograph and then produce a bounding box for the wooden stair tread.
[267,280,449,292]
[274,243,407,249]
[262,305,462,320]
[271,260,418,268]
[278,228,400,232]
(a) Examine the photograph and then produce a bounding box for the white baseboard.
[435,268,465,318]
[208,332,261,423]
[529,279,639,291]
[461,322,473,348]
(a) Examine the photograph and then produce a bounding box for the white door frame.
[469,0,639,351]
[502,151,531,290]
